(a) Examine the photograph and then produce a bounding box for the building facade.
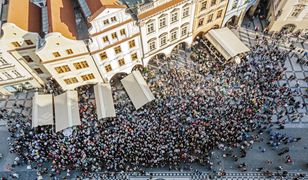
[136,0,196,66]
[35,0,103,91]
[222,0,259,27]
[193,0,228,38]
[0,0,48,95]
[80,0,144,82]
[266,0,308,33]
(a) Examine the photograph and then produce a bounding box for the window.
[34,68,43,74]
[0,57,7,65]
[211,0,216,6]
[105,64,112,72]
[217,10,223,19]
[171,12,178,23]
[11,42,21,47]
[159,17,167,28]
[55,65,71,74]
[181,26,188,36]
[198,18,204,27]
[232,0,238,9]
[103,36,109,43]
[81,73,95,81]
[53,52,61,58]
[66,49,73,55]
[111,16,117,22]
[23,55,33,63]
[201,1,207,11]
[120,29,126,36]
[183,7,189,18]
[147,23,155,34]
[3,72,12,79]
[171,30,177,41]
[25,40,33,45]
[131,53,138,61]
[73,61,89,70]
[111,32,118,39]
[129,40,136,48]
[207,14,213,23]
[149,41,156,51]
[114,46,122,54]
[12,70,21,77]
[118,59,125,66]
[103,19,109,25]
[291,5,305,17]
[160,35,167,46]
[64,77,78,85]
[100,52,108,60]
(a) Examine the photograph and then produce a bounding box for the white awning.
[121,70,155,110]
[94,83,116,119]
[205,27,250,60]
[32,92,53,128]
[54,91,81,132]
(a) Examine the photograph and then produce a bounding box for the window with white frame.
[171,12,179,23]
[147,23,155,34]
[232,0,238,9]
[0,57,7,65]
[291,4,305,17]
[159,17,167,29]
[181,26,188,36]
[148,40,156,51]
[12,70,21,77]
[3,72,12,79]
[183,7,189,18]
[170,30,178,41]
[160,34,167,46]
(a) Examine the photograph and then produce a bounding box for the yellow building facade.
[192,0,229,38]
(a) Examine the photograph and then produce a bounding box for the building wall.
[88,8,143,82]
[138,0,195,66]
[268,0,308,32]
[0,50,42,95]
[36,33,103,91]
[193,0,228,38]
[0,23,50,84]
[222,0,259,27]
[0,23,46,95]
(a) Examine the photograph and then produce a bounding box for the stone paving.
[238,26,308,128]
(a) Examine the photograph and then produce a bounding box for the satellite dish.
[235,56,241,64]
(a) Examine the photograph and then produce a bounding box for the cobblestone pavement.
[237,26,308,128]
[1,27,308,179]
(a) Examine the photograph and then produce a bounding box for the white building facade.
[36,33,104,90]
[267,0,308,33]
[85,5,143,82]
[137,0,196,66]
[222,0,259,27]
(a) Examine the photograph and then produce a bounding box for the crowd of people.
[1,29,307,179]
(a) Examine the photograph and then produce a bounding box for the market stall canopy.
[205,27,250,60]
[94,83,116,119]
[121,70,155,110]
[54,91,81,132]
[32,92,53,128]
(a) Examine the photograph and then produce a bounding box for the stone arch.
[109,72,128,86]
[280,24,296,34]
[131,64,144,72]
[171,41,189,54]
[224,15,240,28]
[147,53,167,67]
[194,31,205,41]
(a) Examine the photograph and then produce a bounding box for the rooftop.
[47,0,78,40]
[84,0,127,21]
[7,0,41,33]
